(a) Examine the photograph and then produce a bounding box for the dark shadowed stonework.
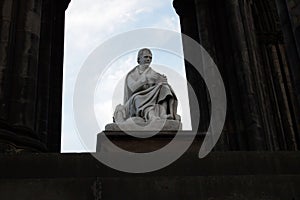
[0,152,300,199]
[0,0,300,199]
[173,0,300,151]
[0,0,70,152]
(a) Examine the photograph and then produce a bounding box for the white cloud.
[62,0,191,152]
[65,0,165,52]
[152,16,180,31]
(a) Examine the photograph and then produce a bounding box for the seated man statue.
[113,48,181,125]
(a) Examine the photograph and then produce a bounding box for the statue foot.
[149,116,161,121]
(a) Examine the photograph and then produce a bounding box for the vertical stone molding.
[173,0,211,133]
[0,0,70,152]
[173,0,300,150]
[10,0,42,132]
[0,0,15,122]
[275,0,300,118]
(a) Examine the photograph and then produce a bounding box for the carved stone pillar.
[286,0,300,52]
[275,0,300,134]
[173,0,211,134]
[173,0,300,151]
[0,0,70,153]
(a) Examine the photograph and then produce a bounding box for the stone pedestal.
[97,130,203,153]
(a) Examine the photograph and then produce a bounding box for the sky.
[62,0,191,152]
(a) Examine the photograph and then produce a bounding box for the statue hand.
[146,73,160,84]
[146,73,167,84]
[158,74,167,83]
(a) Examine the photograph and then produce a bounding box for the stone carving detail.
[107,48,181,131]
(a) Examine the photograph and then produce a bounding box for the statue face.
[139,51,152,65]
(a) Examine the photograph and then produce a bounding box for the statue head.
[137,48,152,65]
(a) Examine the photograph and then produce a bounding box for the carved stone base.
[97,131,203,153]
[105,119,182,131]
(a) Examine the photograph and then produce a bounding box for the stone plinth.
[97,130,202,153]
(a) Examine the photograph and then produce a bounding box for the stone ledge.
[105,119,182,131]
[0,152,300,199]
[1,152,300,178]
[0,175,300,200]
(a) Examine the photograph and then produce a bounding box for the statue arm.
[126,68,168,94]
[127,73,147,93]
[147,70,168,84]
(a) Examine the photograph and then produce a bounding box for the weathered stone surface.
[97,131,198,153]
[111,48,181,131]
[174,0,300,151]
[0,175,300,200]
[0,152,300,199]
[0,0,70,152]
[105,119,182,131]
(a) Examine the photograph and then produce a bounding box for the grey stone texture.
[105,119,182,131]
[97,131,198,153]
[111,48,181,131]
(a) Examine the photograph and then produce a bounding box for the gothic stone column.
[173,0,300,151]
[173,0,211,135]
[0,0,70,153]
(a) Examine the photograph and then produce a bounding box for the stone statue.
[108,48,181,131]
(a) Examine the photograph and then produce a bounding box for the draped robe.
[123,66,178,121]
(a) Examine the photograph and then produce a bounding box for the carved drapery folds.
[174,0,300,151]
[0,0,70,152]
